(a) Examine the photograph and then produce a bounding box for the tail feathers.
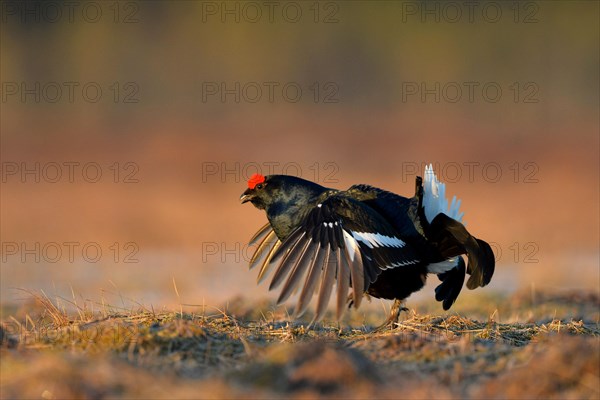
[423,164,464,224]
[428,213,495,290]
[466,238,495,290]
[435,256,466,310]
[419,165,494,298]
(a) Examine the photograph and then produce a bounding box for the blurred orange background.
[1,1,598,312]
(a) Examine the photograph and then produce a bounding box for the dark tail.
[414,175,495,292]
[435,256,466,310]
[428,212,495,289]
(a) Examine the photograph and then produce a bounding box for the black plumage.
[240,169,495,327]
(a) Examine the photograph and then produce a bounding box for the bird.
[240,165,495,328]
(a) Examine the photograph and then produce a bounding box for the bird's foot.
[372,299,408,333]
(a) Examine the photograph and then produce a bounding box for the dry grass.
[1,290,599,399]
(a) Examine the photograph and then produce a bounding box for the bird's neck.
[266,188,331,240]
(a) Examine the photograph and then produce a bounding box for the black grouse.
[240,166,495,327]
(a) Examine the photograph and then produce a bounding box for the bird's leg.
[373,299,408,332]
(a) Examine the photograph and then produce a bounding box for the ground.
[1,290,599,399]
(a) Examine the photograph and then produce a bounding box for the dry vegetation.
[1,290,599,399]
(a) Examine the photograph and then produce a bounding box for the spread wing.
[247,194,422,322]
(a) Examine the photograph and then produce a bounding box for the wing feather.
[295,245,329,317]
[268,228,305,264]
[343,231,365,309]
[249,229,278,270]
[256,239,282,284]
[246,191,423,322]
[313,249,337,322]
[275,239,316,304]
[336,248,351,320]
[270,232,309,290]
[249,223,273,246]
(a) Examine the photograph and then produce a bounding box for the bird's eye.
[256,184,263,190]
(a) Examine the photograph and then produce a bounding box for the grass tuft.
[1,289,598,399]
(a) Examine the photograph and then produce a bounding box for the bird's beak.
[240,189,253,204]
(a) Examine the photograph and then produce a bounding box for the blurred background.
[1,1,598,316]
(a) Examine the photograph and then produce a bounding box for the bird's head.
[240,173,272,210]
[240,173,328,211]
